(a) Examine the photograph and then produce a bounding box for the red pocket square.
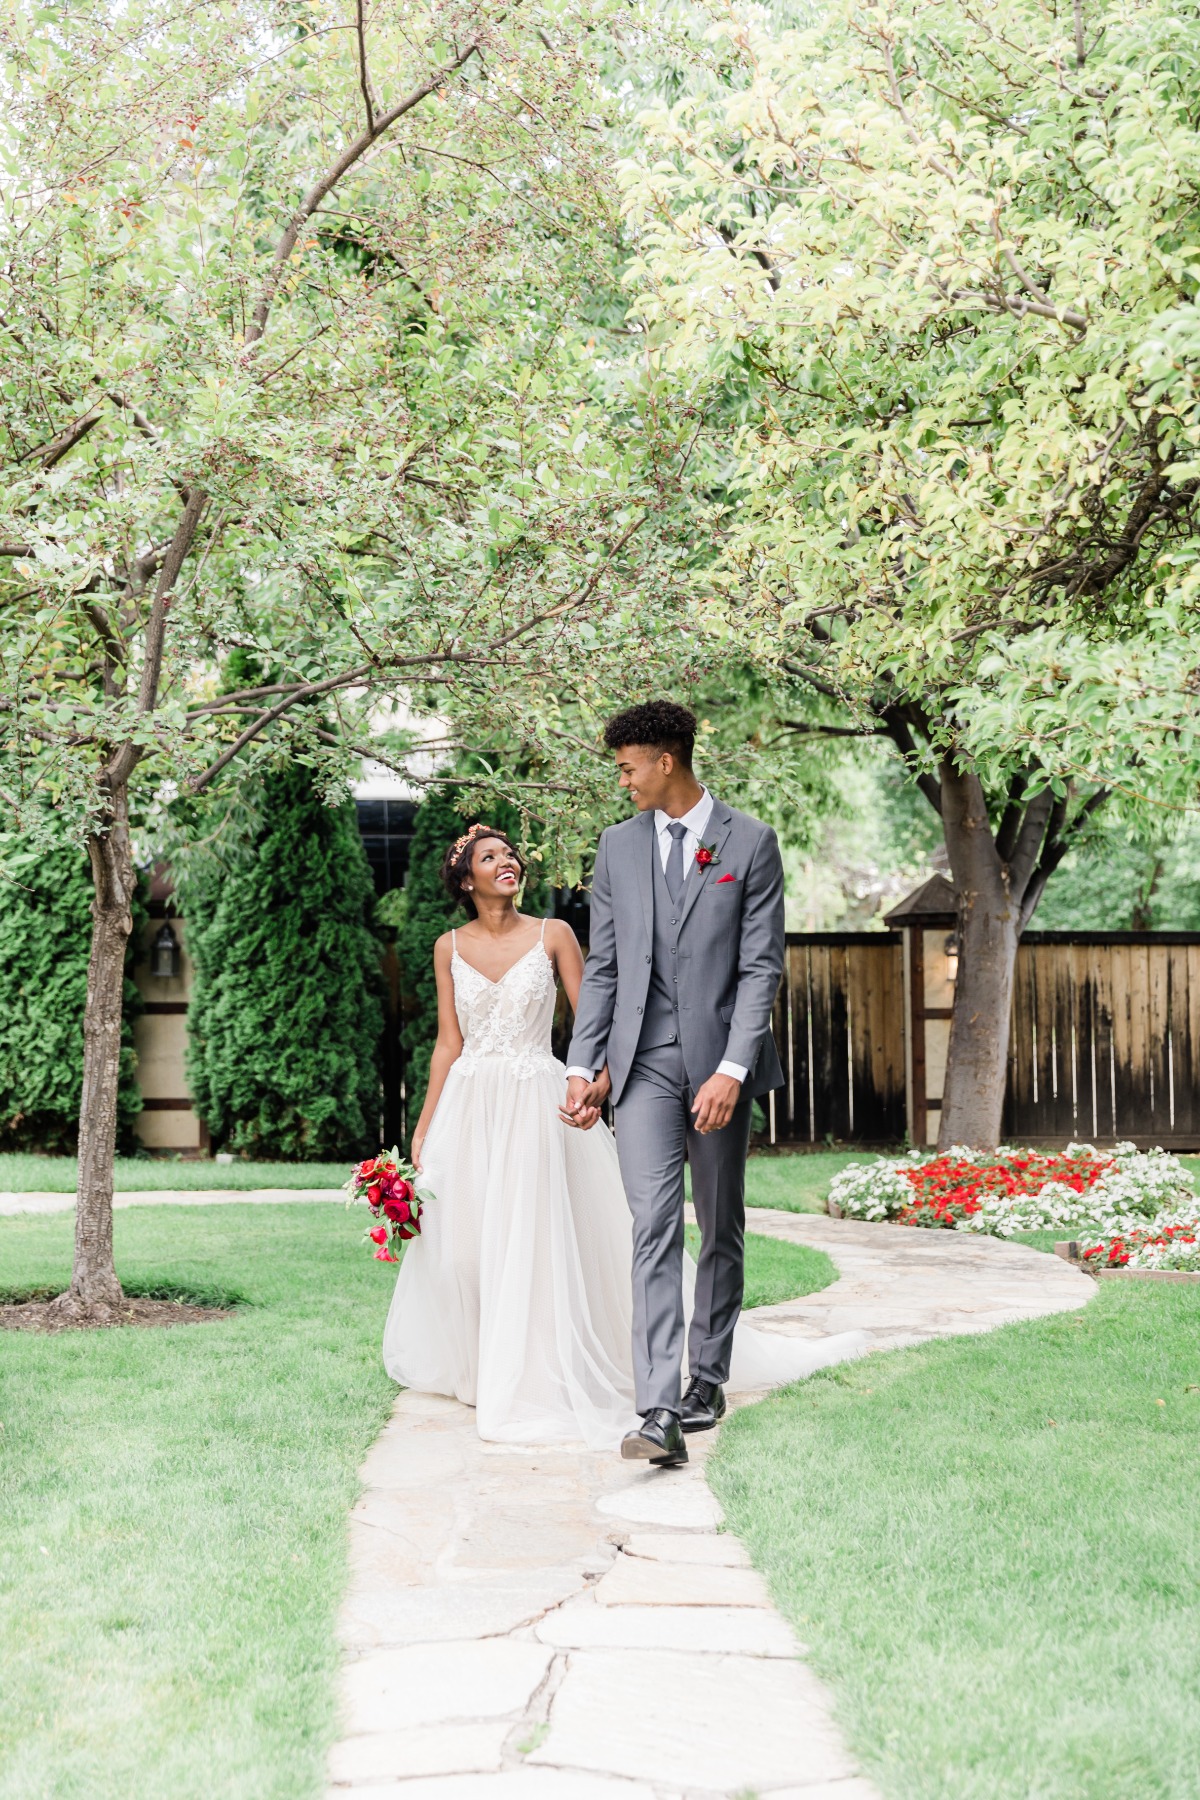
[716,872,736,884]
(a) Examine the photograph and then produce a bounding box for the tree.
[620,0,1200,1147]
[1,0,701,1317]
[184,764,382,1158]
[0,834,142,1152]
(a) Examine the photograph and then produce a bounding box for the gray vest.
[637,844,691,1053]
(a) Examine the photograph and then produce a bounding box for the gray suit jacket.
[568,798,786,1104]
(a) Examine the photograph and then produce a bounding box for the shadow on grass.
[0,1277,250,1309]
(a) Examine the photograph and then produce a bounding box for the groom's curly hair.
[603,700,696,769]
[441,825,527,919]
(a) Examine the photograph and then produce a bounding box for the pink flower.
[373,1247,398,1262]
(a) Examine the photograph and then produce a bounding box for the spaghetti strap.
[539,917,547,944]
[451,927,457,955]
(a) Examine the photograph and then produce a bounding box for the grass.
[708,1282,1200,1800]
[0,1154,347,1192]
[0,1204,395,1800]
[0,1199,832,1800]
[688,1221,836,1308]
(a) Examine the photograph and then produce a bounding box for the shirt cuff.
[716,1060,748,1083]
[565,1066,596,1082]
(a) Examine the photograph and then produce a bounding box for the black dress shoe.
[680,1379,726,1433]
[621,1408,688,1467]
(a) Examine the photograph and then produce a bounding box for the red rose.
[357,1158,377,1181]
[369,1226,388,1244]
[393,1178,414,1205]
[382,1197,412,1224]
[367,1183,383,1208]
[695,846,713,867]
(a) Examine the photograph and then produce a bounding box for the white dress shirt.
[567,786,749,1087]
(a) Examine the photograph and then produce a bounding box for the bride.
[382,823,865,1451]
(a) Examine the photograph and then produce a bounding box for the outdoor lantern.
[150,921,181,980]
[944,930,960,984]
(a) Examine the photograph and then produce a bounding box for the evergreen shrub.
[185,765,384,1159]
[0,833,143,1151]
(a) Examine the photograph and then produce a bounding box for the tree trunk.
[51,778,138,1320]
[937,760,1020,1152]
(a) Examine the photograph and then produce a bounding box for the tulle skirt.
[383,1052,865,1449]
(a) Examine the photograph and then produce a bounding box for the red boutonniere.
[694,841,720,869]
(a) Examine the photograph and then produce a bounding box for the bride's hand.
[561,1068,611,1131]
[411,1131,425,1172]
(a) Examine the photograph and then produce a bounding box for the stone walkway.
[328,1212,1093,1799]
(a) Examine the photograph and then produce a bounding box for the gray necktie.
[665,819,688,903]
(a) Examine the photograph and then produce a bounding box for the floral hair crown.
[451,822,492,861]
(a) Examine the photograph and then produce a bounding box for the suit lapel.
[635,808,655,945]
[679,797,734,931]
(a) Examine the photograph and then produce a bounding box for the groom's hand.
[691,1073,742,1134]
[561,1070,610,1130]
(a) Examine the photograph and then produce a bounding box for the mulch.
[0,1296,233,1333]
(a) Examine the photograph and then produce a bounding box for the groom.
[564,701,785,1468]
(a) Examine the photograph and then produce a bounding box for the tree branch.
[879,705,944,816]
[105,488,208,786]
[244,32,494,348]
[993,771,1027,862]
[1007,785,1055,897]
[355,0,375,132]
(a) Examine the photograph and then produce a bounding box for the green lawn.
[708,1282,1200,1800]
[2,1144,868,1201]
[687,1221,835,1308]
[0,1204,395,1800]
[0,1154,347,1192]
[0,1200,829,1799]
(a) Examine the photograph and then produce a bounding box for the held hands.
[691,1072,742,1135]
[561,1068,611,1130]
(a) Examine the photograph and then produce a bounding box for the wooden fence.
[1003,932,1200,1148]
[770,934,907,1145]
[770,929,1200,1149]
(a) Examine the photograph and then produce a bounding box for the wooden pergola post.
[884,877,959,1149]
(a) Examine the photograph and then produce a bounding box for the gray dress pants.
[613,1042,754,1415]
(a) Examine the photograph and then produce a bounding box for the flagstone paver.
[327,1209,1093,1799]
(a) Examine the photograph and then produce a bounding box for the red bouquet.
[345,1147,423,1262]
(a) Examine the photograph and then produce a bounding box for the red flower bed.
[1082,1221,1200,1269]
[898,1149,1114,1230]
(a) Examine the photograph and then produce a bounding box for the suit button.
[671,918,678,926]
[670,947,676,956]
[636,1005,643,1014]
[645,954,651,963]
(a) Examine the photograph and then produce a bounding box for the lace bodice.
[451,926,558,1080]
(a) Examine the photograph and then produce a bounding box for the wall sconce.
[944,930,960,984]
[150,921,181,980]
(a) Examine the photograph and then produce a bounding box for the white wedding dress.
[382,926,867,1448]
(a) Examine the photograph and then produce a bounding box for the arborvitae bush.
[0,833,143,1152]
[185,766,384,1159]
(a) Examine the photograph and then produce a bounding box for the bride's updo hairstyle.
[441,823,527,919]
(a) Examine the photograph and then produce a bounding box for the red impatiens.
[895,1149,1113,1229]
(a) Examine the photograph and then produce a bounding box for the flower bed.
[828,1143,1200,1268]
